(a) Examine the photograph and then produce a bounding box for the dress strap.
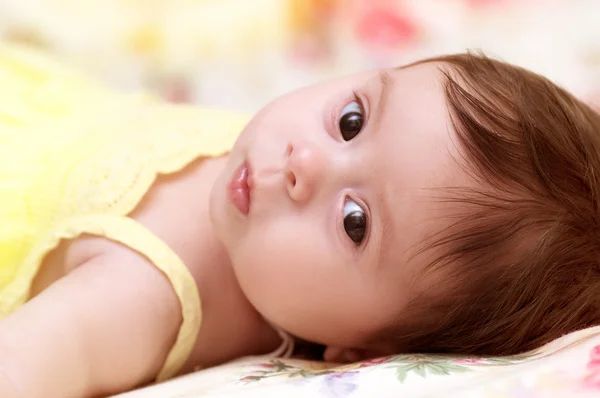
[23,214,201,381]
[266,322,295,358]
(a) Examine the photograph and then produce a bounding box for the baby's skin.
[0,62,467,397]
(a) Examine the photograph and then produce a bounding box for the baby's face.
[210,62,465,349]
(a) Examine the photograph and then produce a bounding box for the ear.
[323,344,395,364]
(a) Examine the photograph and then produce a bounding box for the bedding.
[115,325,600,397]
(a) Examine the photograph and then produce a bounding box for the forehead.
[381,62,459,184]
[370,62,467,278]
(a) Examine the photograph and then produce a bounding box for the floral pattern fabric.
[116,326,600,397]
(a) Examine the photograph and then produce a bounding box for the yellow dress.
[0,42,249,381]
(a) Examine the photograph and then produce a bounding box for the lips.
[228,161,251,215]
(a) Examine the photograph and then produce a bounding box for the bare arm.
[0,247,182,397]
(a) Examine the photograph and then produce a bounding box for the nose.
[284,140,328,202]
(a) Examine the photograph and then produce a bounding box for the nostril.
[286,170,296,187]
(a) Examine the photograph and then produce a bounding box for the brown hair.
[385,52,600,356]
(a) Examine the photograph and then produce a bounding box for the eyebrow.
[372,70,396,270]
[375,70,393,126]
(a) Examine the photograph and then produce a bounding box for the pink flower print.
[589,345,600,364]
[583,371,600,389]
[327,371,360,380]
[355,6,418,50]
[582,345,600,389]
[358,356,391,368]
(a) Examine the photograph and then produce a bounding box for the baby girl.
[0,42,599,397]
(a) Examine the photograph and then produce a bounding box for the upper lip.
[246,160,254,192]
[227,159,254,215]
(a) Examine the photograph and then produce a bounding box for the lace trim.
[1,105,247,313]
[41,105,248,223]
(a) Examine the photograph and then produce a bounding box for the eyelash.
[351,90,362,107]
[343,195,371,249]
[334,91,367,138]
[348,90,366,125]
[339,91,370,249]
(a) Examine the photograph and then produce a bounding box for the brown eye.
[339,101,364,141]
[343,199,367,245]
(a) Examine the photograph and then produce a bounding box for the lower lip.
[228,161,251,215]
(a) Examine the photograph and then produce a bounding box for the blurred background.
[0,0,599,111]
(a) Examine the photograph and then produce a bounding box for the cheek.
[231,217,393,344]
[232,219,338,319]
[234,219,323,297]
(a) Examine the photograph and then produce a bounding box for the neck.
[179,156,283,374]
